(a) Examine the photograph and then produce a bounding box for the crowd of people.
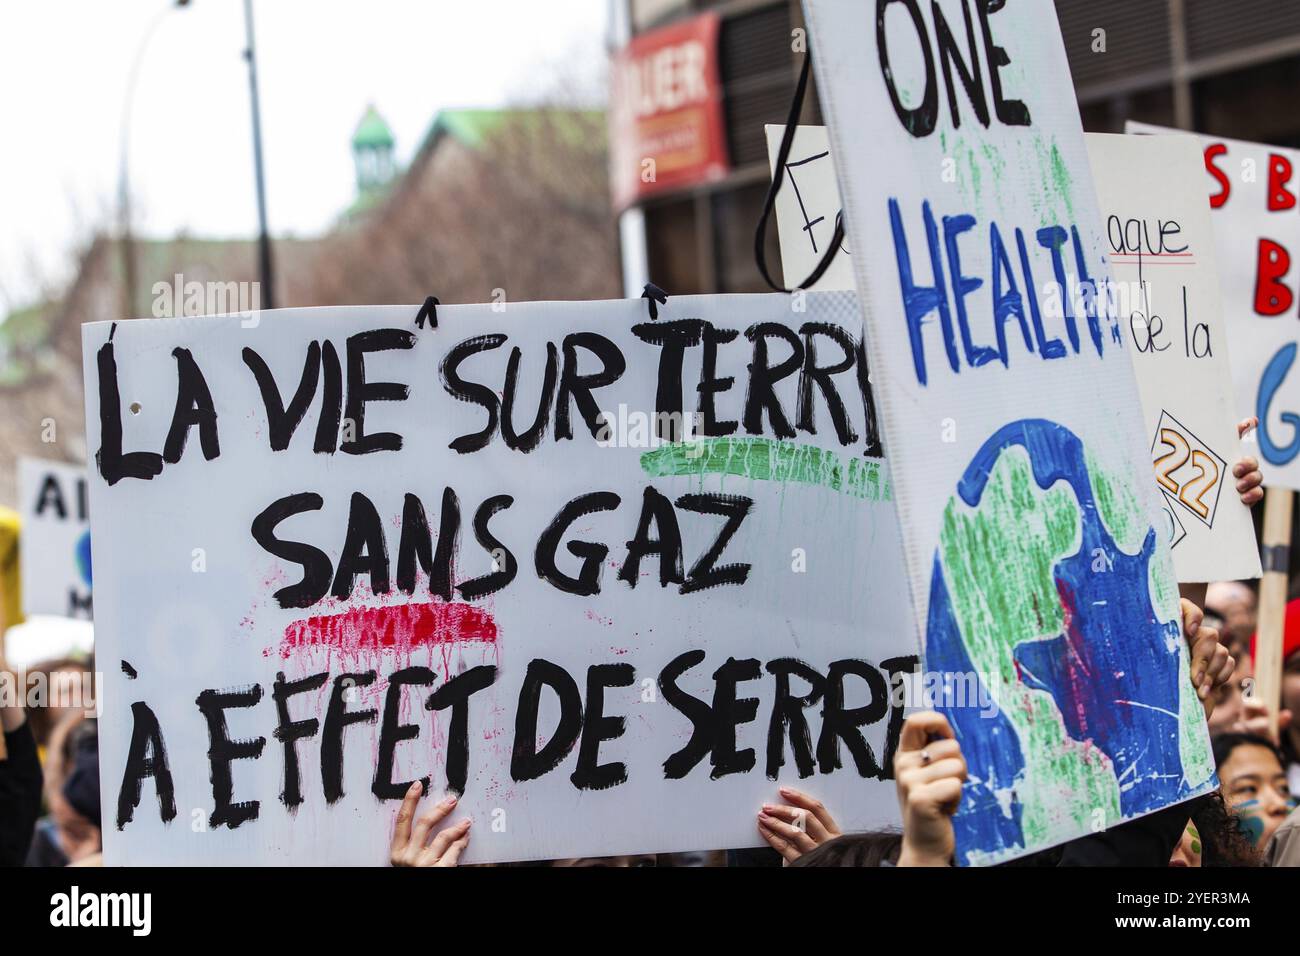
[2,444,1298,868]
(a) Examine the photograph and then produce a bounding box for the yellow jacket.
[0,508,21,633]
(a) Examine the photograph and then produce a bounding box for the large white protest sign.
[18,458,92,620]
[83,294,919,865]
[1131,123,1300,491]
[804,0,1215,864]
[764,125,855,292]
[1085,133,1261,583]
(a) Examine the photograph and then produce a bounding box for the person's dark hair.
[790,831,902,867]
[1189,791,1262,867]
[1212,731,1284,770]
[62,720,100,829]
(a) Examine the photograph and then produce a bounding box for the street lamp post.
[242,0,275,310]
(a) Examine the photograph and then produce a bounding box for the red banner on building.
[609,13,730,211]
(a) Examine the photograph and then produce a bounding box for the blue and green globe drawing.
[925,419,1215,865]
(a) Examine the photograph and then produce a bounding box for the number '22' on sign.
[1151,410,1226,528]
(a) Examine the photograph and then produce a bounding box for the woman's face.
[1221,744,1293,848]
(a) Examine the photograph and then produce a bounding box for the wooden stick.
[1255,487,1293,741]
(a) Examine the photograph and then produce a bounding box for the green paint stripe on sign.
[640,437,891,502]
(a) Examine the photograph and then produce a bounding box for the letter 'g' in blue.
[1257,342,1300,466]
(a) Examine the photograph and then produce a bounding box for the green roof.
[338,107,606,226]
[416,109,510,155]
[341,109,510,223]
[413,107,605,162]
[0,302,49,348]
[0,302,53,387]
[352,105,395,149]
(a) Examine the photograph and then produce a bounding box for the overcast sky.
[0,0,609,311]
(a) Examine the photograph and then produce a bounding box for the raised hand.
[389,781,471,868]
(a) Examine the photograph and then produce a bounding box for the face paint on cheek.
[1233,799,1267,846]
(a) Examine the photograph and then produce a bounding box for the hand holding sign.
[756,785,842,863]
[894,711,966,868]
[1181,598,1233,712]
[389,782,471,868]
[1235,417,1264,506]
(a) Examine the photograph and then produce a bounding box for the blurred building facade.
[1062,1,1300,145]
[608,0,807,296]
[608,0,1300,294]
[301,104,619,309]
[0,235,321,505]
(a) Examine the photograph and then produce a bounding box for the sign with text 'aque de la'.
[83,295,912,865]
[1084,133,1260,584]
[804,0,1216,864]
[1131,123,1300,491]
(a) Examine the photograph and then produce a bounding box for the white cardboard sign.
[1084,132,1260,583]
[83,295,914,865]
[764,124,855,292]
[1131,122,1300,491]
[804,0,1215,865]
[18,458,92,620]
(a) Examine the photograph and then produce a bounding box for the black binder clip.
[641,282,668,320]
[415,295,439,330]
